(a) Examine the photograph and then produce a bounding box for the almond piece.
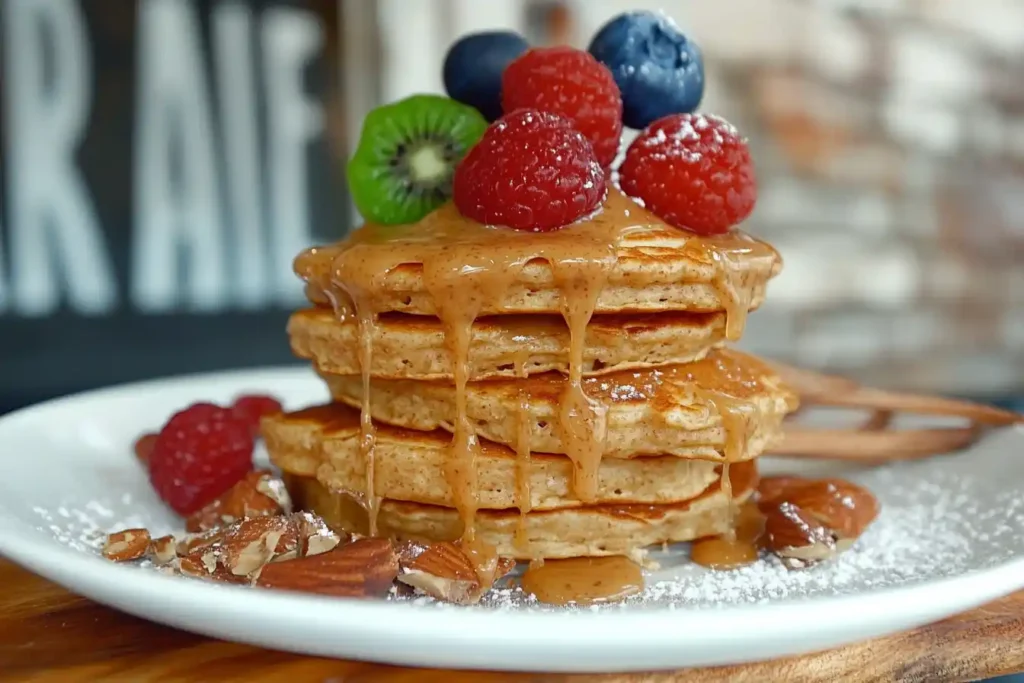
[215,516,294,577]
[760,500,837,569]
[263,512,342,564]
[177,527,227,555]
[134,433,157,465]
[177,516,295,581]
[397,542,517,605]
[186,470,286,533]
[256,475,293,513]
[177,553,249,584]
[102,529,151,562]
[292,512,342,559]
[398,541,481,605]
[185,502,233,534]
[756,475,807,503]
[782,479,880,540]
[495,556,517,580]
[177,553,214,578]
[149,535,177,564]
[255,538,399,597]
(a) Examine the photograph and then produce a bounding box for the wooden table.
[2,560,1023,682]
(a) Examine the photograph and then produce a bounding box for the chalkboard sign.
[0,0,349,412]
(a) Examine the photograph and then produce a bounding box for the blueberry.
[443,31,530,122]
[588,12,705,130]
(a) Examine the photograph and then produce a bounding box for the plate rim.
[1,367,1023,672]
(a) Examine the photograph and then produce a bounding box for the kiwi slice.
[347,94,488,225]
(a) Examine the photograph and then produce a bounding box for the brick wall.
[350,0,1024,396]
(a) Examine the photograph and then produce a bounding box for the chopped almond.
[102,529,151,562]
[256,538,399,597]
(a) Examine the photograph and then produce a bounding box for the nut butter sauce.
[682,352,774,543]
[520,556,644,606]
[355,305,381,534]
[291,251,382,535]
[690,501,764,569]
[689,459,764,570]
[512,351,532,554]
[680,353,781,568]
[513,390,533,554]
[294,188,778,592]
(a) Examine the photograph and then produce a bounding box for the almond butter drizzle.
[294,189,778,572]
[513,390,533,555]
[679,352,766,542]
[357,307,380,534]
[520,555,643,606]
[705,248,754,341]
[690,501,764,570]
[320,281,381,535]
[691,474,882,571]
[555,250,613,502]
[512,350,533,554]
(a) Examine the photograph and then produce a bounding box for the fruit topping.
[588,11,705,129]
[347,94,488,225]
[453,109,606,232]
[231,394,283,437]
[501,47,623,168]
[148,403,255,515]
[443,31,530,122]
[619,113,756,235]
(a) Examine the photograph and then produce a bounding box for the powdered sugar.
[23,423,1024,614]
[632,113,741,166]
[397,430,1024,611]
[32,496,156,553]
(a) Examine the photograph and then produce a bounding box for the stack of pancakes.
[263,189,797,561]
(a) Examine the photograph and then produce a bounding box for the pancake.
[289,307,727,381]
[282,460,757,560]
[295,189,781,342]
[318,348,797,461]
[263,404,722,510]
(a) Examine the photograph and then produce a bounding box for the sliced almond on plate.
[102,528,151,562]
[185,470,289,533]
[149,535,177,565]
[255,538,399,597]
[398,541,481,605]
[781,479,879,540]
[397,541,517,605]
[759,500,838,570]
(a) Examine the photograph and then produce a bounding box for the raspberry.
[453,109,606,232]
[502,47,623,167]
[619,113,756,235]
[148,403,254,515]
[231,394,284,437]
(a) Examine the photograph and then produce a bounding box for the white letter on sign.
[2,0,117,316]
[262,8,324,304]
[213,2,268,309]
[132,0,227,312]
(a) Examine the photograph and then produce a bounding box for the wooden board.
[2,559,1023,682]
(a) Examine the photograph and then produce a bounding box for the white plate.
[0,368,1022,673]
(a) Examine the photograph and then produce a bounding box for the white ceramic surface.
[0,367,1022,673]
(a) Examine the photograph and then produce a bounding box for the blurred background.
[0,0,1022,414]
